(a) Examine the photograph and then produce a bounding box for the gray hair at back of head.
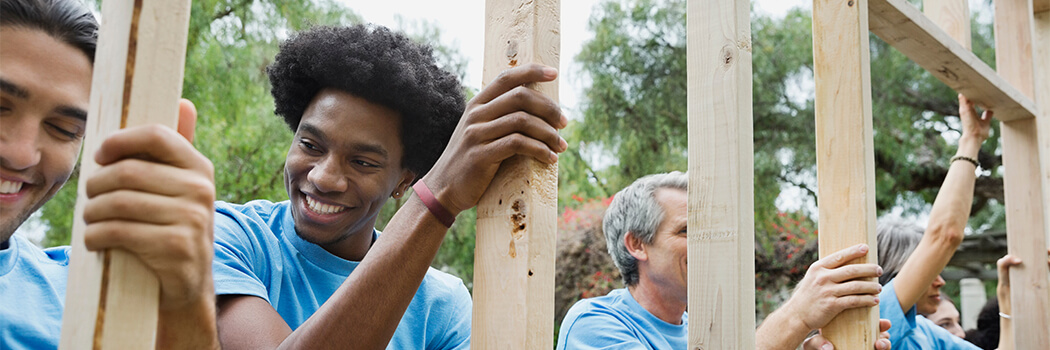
[876,218,925,285]
[603,171,688,286]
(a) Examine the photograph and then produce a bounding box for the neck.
[320,227,376,262]
[628,282,686,325]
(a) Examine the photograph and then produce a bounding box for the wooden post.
[685,0,755,349]
[924,0,971,49]
[58,0,192,348]
[811,0,880,347]
[472,0,558,348]
[994,0,1050,348]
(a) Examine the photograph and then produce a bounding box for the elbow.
[926,224,965,248]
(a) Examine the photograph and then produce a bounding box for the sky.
[338,0,811,119]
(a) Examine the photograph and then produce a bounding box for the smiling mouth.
[0,180,24,194]
[304,195,348,215]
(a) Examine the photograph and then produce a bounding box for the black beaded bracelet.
[950,155,980,168]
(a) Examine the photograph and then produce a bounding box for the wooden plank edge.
[868,0,1040,121]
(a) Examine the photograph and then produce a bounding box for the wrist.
[413,180,457,228]
[956,136,984,155]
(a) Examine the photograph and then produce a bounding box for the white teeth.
[0,180,24,194]
[305,196,347,215]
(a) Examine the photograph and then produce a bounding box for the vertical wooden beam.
[923,0,970,48]
[59,0,192,349]
[685,0,755,349]
[994,0,1050,348]
[472,0,558,348]
[811,0,879,348]
[924,0,972,49]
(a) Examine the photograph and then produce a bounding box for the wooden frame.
[472,0,559,348]
[685,0,756,348]
[59,0,192,349]
[810,0,880,346]
[993,0,1050,347]
[867,0,1038,121]
[810,0,1050,346]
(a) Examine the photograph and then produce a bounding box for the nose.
[0,118,43,171]
[307,156,348,193]
[933,274,946,288]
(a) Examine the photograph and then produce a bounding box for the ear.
[624,232,648,262]
[391,170,417,199]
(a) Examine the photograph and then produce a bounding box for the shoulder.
[214,200,288,241]
[419,268,472,306]
[560,289,635,331]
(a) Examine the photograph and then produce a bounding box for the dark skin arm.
[216,63,567,350]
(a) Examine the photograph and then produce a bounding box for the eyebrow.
[56,105,88,121]
[299,122,389,159]
[0,78,30,99]
[1,77,88,121]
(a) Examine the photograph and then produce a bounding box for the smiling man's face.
[0,27,92,242]
[283,88,415,260]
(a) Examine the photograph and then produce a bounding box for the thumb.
[176,99,198,143]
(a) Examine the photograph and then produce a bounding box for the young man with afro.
[212,25,568,349]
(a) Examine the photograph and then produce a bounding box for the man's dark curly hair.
[267,24,465,179]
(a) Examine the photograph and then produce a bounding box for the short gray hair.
[876,218,925,285]
[603,172,688,286]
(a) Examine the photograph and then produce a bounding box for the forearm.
[925,136,981,246]
[157,290,220,350]
[755,305,812,350]
[279,195,450,349]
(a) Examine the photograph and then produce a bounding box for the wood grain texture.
[924,0,972,49]
[995,0,1050,346]
[685,0,755,349]
[472,0,559,348]
[994,0,1050,348]
[868,0,1039,121]
[58,0,192,349]
[811,0,880,348]
[1037,0,1049,13]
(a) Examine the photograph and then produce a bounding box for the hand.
[421,63,567,214]
[782,244,884,331]
[82,99,216,311]
[804,319,891,350]
[958,94,992,143]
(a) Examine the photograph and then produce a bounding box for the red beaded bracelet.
[413,180,456,228]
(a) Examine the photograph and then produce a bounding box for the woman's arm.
[892,94,991,312]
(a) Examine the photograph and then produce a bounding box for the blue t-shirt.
[0,234,71,350]
[880,279,979,350]
[557,288,687,350]
[212,200,471,349]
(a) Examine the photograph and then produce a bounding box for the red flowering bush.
[555,195,622,322]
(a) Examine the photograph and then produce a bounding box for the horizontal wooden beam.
[1037,0,1048,13]
[868,0,1040,121]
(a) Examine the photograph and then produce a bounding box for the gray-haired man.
[556,171,891,350]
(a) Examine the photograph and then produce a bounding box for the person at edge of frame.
[1,0,219,348]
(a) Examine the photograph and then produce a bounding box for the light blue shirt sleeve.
[429,281,472,350]
[558,309,648,350]
[211,207,271,302]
